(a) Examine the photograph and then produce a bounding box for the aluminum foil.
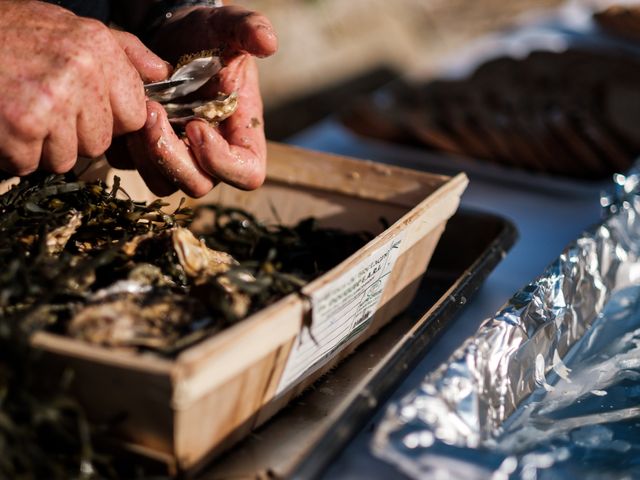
[372,166,640,479]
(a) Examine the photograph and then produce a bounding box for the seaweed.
[0,172,372,477]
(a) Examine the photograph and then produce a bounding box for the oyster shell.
[68,265,205,350]
[46,210,82,255]
[165,92,239,127]
[171,227,253,318]
[146,55,223,103]
[172,227,236,278]
[121,231,155,257]
[127,263,174,288]
[68,284,209,350]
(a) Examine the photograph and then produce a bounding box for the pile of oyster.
[67,227,253,352]
[0,173,370,355]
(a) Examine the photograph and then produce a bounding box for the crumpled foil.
[372,166,640,479]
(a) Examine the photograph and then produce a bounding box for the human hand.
[0,0,170,176]
[108,6,278,197]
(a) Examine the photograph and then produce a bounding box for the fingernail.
[147,108,158,128]
[190,125,203,147]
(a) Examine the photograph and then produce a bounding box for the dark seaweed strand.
[0,173,185,479]
[0,173,193,333]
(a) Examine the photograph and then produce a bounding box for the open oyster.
[145,54,223,103]
[164,92,239,127]
[144,52,239,128]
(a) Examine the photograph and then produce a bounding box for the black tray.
[202,209,517,479]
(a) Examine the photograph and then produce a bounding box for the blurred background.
[239,0,640,181]
[241,0,563,108]
[241,0,565,137]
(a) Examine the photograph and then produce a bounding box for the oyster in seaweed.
[67,264,208,350]
[67,228,255,349]
[68,281,211,350]
[45,210,83,255]
[171,227,253,318]
[172,226,236,278]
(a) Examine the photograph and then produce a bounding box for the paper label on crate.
[275,232,405,396]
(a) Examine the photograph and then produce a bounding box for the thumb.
[139,101,215,198]
[110,29,172,83]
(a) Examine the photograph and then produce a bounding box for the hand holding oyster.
[108,6,278,198]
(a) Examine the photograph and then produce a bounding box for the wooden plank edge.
[171,295,304,409]
[170,172,468,406]
[31,331,173,374]
[266,142,452,203]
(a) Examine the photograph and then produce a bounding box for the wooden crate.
[30,142,467,472]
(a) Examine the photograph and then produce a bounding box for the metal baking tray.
[200,208,517,479]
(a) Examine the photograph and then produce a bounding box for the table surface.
[286,118,605,478]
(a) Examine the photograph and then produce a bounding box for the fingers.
[0,101,46,175]
[186,121,265,190]
[208,6,278,57]
[106,131,177,196]
[110,29,171,83]
[0,115,78,176]
[138,101,215,197]
[76,81,113,158]
[40,120,78,174]
[127,133,178,197]
[106,54,147,136]
[151,6,277,63]
[188,54,266,190]
[95,28,147,136]
[107,102,224,198]
[0,140,42,176]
